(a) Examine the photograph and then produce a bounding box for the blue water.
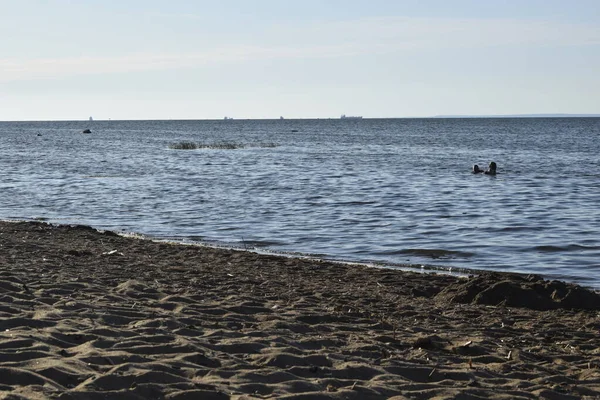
[1,118,600,287]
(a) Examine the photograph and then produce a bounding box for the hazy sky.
[1,0,599,120]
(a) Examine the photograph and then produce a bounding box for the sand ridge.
[1,221,600,399]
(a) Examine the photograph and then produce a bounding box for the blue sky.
[1,0,599,120]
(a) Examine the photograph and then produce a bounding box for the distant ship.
[224,116,233,120]
[89,116,93,121]
[280,116,284,120]
[340,114,362,120]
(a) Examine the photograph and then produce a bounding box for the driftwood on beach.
[1,221,600,399]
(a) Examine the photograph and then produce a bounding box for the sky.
[1,0,599,120]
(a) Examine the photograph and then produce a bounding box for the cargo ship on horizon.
[340,114,362,119]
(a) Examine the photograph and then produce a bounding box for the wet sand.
[1,221,600,399]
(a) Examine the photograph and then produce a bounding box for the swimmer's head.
[488,161,497,172]
[472,164,480,173]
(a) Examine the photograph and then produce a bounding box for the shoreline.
[1,220,600,399]
[12,218,573,290]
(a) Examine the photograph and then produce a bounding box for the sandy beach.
[1,221,600,399]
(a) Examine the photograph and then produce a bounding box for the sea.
[1,118,599,288]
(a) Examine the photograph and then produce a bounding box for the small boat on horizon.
[341,114,362,120]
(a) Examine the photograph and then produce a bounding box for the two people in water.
[473,161,497,175]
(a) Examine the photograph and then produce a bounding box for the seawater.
[1,118,599,287]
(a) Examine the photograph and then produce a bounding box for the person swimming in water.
[484,161,497,175]
[472,162,497,174]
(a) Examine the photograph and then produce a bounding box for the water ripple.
[2,118,600,287]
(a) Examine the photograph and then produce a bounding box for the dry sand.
[1,221,600,399]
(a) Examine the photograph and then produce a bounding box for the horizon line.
[1,113,600,122]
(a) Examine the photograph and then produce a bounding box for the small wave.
[83,175,126,179]
[532,244,600,252]
[178,236,285,249]
[497,226,533,232]
[336,200,379,206]
[239,239,287,248]
[394,248,475,259]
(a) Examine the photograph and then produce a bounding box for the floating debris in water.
[168,142,277,150]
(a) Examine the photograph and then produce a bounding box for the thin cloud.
[296,16,600,49]
[1,15,598,82]
[0,45,360,82]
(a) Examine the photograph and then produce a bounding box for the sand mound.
[436,273,600,310]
